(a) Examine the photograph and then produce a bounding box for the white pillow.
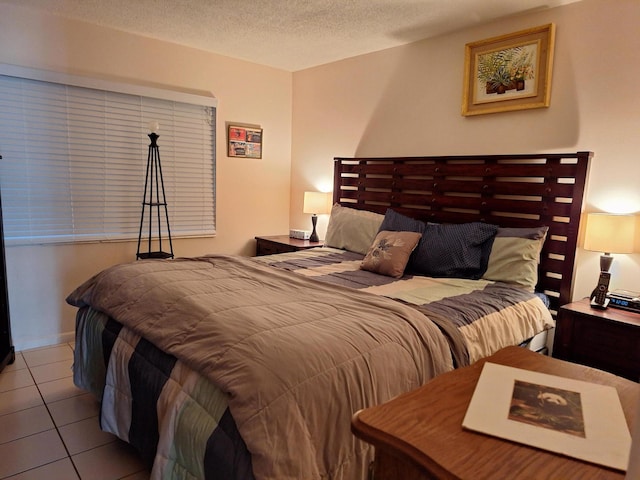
[324,204,384,255]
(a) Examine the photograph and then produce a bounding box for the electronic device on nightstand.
[589,271,610,309]
[289,229,311,240]
[607,289,640,314]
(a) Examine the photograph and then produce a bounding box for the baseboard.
[13,331,75,352]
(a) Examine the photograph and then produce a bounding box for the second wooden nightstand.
[255,235,323,256]
[552,298,640,381]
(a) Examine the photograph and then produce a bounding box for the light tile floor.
[0,343,150,480]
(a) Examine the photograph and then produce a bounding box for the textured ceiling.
[2,0,581,71]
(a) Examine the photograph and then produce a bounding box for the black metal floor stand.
[136,133,174,260]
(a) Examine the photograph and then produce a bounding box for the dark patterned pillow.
[411,222,498,279]
[378,208,426,234]
[361,230,423,278]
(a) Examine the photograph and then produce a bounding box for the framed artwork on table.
[463,362,631,471]
[228,125,263,158]
[462,24,555,116]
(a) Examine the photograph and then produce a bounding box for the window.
[0,65,216,245]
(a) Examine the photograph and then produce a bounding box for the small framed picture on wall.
[228,125,263,158]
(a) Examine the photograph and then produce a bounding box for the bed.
[67,152,591,480]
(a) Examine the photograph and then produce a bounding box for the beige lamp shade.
[303,191,331,243]
[303,191,332,215]
[583,213,637,254]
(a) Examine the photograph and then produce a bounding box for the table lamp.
[583,213,636,272]
[583,213,637,308]
[303,192,331,242]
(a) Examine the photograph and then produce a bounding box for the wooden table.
[351,346,639,480]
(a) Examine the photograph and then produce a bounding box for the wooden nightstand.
[254,235,323,256]
[553,298,640,382]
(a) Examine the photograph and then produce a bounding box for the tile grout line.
[35,343,148,480]
[2,344,84,480]
[0,363,71,479]
[27,348,83,480]
[3,343,149,480]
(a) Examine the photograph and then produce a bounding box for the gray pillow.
[494,226,548,240]
[324,204,384,255]
[483,226,549,290]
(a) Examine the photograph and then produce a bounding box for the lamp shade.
[583,213,637,254]
[303,191,331,215]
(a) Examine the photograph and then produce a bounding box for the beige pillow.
[361,230,422,278]
[483,236,545,291]
[324,204,384,255]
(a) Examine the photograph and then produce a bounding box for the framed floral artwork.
[462,24,555,116]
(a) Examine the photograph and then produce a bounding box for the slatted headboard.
[332,152,592,316]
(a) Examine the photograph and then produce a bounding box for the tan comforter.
[67,254,454,480]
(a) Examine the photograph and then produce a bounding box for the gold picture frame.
[462,24,555,116]
[228,124,263,159]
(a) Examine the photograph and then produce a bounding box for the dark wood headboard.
[333,152,592,316]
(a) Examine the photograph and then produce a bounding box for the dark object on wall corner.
[0,155,16,373]
[136,132,174,260]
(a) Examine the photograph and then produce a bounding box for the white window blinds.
[0,67,216,245]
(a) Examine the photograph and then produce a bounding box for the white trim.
[0,63,218,107]
[13,331,76,352]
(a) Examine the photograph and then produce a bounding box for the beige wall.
[291,0,640,303]
[0,4,293,349]
[2,0,640,349]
